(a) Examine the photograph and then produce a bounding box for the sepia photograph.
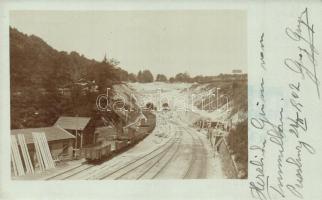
[9,10,248,180]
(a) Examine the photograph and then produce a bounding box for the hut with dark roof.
[54,116,92,149]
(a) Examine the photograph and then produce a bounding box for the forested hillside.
[10,27,128,129]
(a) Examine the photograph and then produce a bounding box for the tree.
[156,74,167,82]
[137,69,153,83]
[128,73,137,82]
[91,61,118,91]
[169,77,175,83]
[142,70,154,82]
[109,58,120,66]
[115,68,129,82]
[174,72,192,82]
[10,27,133,129]
[137,71,143,82]
[192,75,204,83]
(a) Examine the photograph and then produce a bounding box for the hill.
[10,27,129,129]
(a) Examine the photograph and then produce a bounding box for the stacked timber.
[32,132,55,171]
[11,135,25,176]
[17,134,34,174]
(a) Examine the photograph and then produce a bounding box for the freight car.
[80,142,112,163]
[80,111,156,163]
[119,110,156,143]
[114,140,129,152]
[119,127,147,145]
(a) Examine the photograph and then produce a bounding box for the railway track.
[132,130,183,179]
[44,126,178,180]
[45,120,209,180]
[146,121,208,179]
[182,126,207,179]
[146,134,182,179]
[183,127,198,179]
[115,135,182,180]
[45,163,95,180]
[97,131,182,180]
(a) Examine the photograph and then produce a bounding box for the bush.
[226,119,248,177]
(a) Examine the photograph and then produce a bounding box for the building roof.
[54,116,91,130]
[11,126,75,144]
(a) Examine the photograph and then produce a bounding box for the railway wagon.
[137,125,154,134]
[81,143,111,162]
[120,126,149,144]
[118,129,135,143]
[80,111,156,164]
[123,111,156,143]
[130,130,147,143]
[115,140,129,151]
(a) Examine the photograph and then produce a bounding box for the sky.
[10,10,247,77]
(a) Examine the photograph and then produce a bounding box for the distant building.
[232,69,243,74]
[90,84,99,93]
[11,126,75,166]
[38,88,49,95]
[58,88,71,96]
[60,80,99,96]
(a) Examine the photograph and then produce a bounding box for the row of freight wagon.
[80,111,156,163]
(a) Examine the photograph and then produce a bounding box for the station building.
[54,116,92,149]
